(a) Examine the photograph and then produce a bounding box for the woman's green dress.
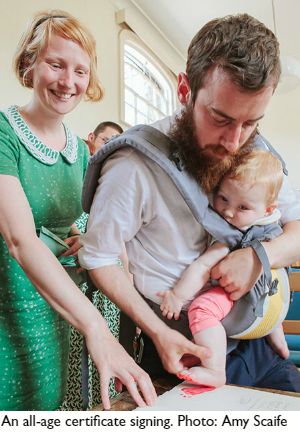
[0,105,89,410]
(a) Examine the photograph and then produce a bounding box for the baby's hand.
[157,290,184,320]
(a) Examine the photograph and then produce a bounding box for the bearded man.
[79,14,300,392]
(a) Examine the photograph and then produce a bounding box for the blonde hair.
[14,10,104,102]
[226,149,283,205]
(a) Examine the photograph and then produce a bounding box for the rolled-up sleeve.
[278,175,300,224]
[78,149,147,270]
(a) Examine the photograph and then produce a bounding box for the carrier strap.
[243,239,278,317]
[82,124,245,248]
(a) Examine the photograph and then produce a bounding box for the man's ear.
[265,202,277,216]
[87,133,96,155]
[177,72,191,105]
[87,132,95,143]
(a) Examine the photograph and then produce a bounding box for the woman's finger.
[125,378,147,408]
[115,377,123,393]
[133,371,157,406]
[100,371,111,410]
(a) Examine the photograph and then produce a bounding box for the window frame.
[119,29,177,128]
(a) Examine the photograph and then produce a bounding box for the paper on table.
[135,383,300,411]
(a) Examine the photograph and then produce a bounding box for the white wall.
[260,85,300,189]
[257,0,300,189]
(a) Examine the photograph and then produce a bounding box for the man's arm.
[80,150,210,374]
[211,221,300,301]
[263,220,300,267]
[89,264,209,374]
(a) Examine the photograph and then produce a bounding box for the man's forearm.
[88,264,210,375]
[263,221,300,268]
[88,265,168,339]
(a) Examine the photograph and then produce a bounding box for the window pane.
[137,98,148,116]
[125,103,136,126]
[123,41,175,127]
[125,88,135,106]
[136,111,147,124]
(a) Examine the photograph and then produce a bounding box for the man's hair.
[225,149,283,205]
[93,121,123,136]
[14,10,104,101]
[186,13,281,102]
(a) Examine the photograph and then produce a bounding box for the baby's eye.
[51,63,61,69]
[238,205,248,211]
[76,69,86,76]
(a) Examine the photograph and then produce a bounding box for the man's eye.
[51,63,61,69]
[213,117,228,126]
[242,121,256,129]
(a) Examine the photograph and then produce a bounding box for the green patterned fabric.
[60,213,121,410]
[0,106,89,410]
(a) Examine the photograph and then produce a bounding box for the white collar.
[2,105,78,165]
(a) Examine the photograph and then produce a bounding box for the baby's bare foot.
[177,367,225,387]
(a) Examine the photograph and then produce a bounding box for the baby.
[158,149,289,387]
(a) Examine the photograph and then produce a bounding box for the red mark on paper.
[181,385,215,397]
[177,372,215,397]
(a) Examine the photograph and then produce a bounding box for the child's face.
[213,177,273,229]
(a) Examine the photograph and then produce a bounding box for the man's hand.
[210,247,262,300]
[153,327,210,374]
[62,235,81,257]
[157,289,185,320]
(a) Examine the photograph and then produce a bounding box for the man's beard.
[169,105,255,193]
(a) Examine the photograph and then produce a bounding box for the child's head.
[213,149,283,229]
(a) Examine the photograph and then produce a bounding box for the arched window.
[120,31,176,127]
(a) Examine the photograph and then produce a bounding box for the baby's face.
[213,177,270,229]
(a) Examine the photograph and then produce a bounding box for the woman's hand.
[85,328,157,410]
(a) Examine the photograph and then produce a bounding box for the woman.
[0,10,156,410]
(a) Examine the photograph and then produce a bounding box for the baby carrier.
[82,124,290,339]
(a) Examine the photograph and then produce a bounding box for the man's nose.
[220,125,242,153]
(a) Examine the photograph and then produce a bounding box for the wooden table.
[92,378,300,411]
[92,378,176,411]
